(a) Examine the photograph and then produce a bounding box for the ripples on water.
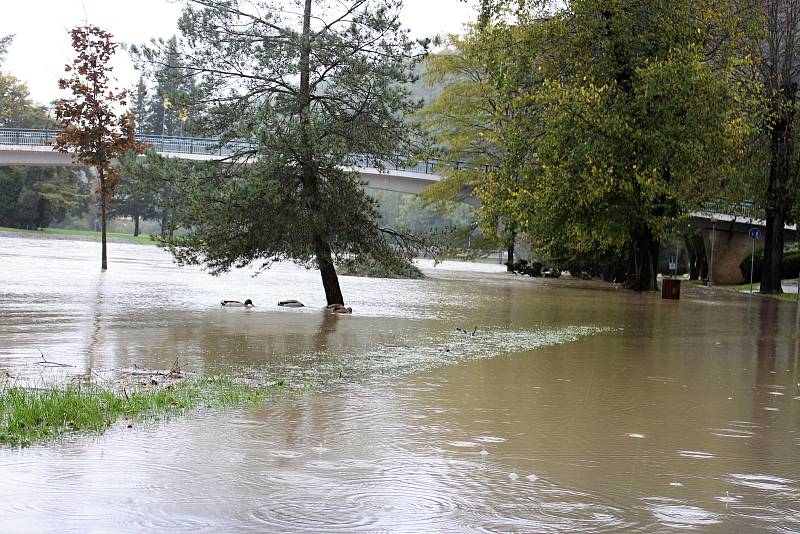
[1,237,800,532]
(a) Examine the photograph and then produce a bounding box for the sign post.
[709,217,716,286]
[748,227,762,294]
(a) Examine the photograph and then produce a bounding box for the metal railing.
[0,128,481,176]
[698,199,759,220]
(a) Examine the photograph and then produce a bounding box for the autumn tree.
[132,0,425,305]
[55,26,144,270]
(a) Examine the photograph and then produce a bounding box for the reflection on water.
[1,236,799,532]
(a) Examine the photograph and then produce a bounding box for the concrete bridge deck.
[0,128,457,196]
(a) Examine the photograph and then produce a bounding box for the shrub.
[741,247,800,283]
[337,253,424,279]
[507,259,543,277]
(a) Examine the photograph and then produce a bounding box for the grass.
[0,375,286,447]
[0,226,156,245]
[722,281,799,302]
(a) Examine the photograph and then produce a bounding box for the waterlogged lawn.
[0,226,156,245]
[0,376,285,447]
[0,324,615,447]
[723,281,799,301]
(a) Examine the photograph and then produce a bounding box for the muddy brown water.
[1,236,799,532]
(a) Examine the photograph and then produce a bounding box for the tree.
[0,36,53,129]
[0,166,90,229]
[54,26,144,270]
[135,37,197,137]
[132,0,425,305]
[109,81,160,237]
[117,148,185,238]
[113,150,159,237]
[418,28,517,267]
[0,34,90,230]
[0,34,11,63]
[744,0,800,294]
[479,0,753,291]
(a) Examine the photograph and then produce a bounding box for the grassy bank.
[0,375,286,447]
[723,282,799,302]
[0,226,155,245]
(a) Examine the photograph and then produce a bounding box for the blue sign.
[749,227,762,240]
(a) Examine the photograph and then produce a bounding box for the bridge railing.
[698,199,759,220]
[0,128,59,147]
[0,128,481,177]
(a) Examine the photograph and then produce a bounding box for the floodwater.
[1,236,799,533]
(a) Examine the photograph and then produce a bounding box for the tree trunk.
[761,82,796,294]
[160,210,169,239]
[627,229,659,291]
[685,230,706,281]
[761,209,785,293]
[699,252,708,281]
[299,0,344,305]
[316,238,345,305]
[99,166,108,271]
[506,231,516,271]
[133,214,140,237]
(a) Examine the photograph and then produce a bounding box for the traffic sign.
[668,255,677,270]
[749,227,762,240]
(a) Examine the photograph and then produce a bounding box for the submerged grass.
[0,375,285,448]
[0,226,155,245]
[0,324,613,448]
[722,282,799,302]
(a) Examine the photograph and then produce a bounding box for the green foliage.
[0,73,53,128]
[544,242,628,282]
[372,189,474,232]
[742,243,800,284]
[131,1,426,303]
[337,252,424,279]
[507,259,542,277]
[115,149,175,236]
[734,1,800,292]
[472,0,756,290]
[370,189,501,259]
[133,39,197,136]
[417,29,510,250]
[0,36,53,129]
[0,167,90,229]
[0,34,11,64]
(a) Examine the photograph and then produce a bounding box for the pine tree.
[132,0,425,304]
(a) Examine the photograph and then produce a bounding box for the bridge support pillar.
[703,228,762,285]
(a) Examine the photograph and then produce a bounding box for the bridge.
[0,128,791,285]
[0,128,464,196]
[692,203,796,285]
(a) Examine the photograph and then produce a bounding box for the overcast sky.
[2,0,477,105]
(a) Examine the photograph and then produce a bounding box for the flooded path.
[1,236,799,532]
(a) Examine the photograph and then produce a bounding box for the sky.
[1,0,477,105]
